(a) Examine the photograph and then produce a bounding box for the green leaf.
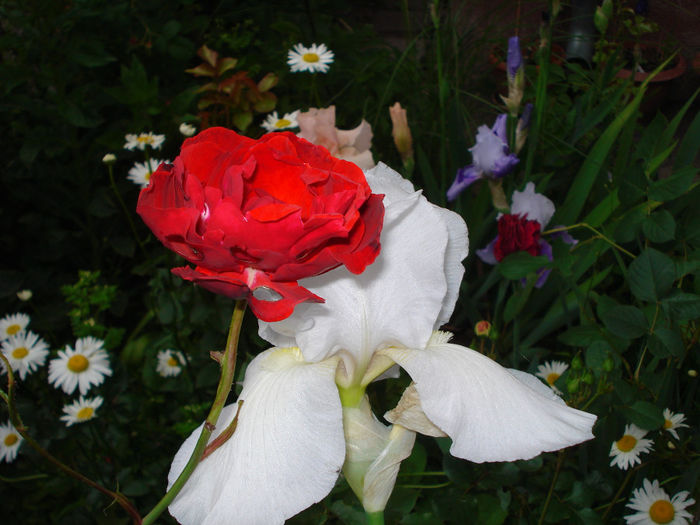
[628,248,675,301]
[648,328,684,358]
[642,210,676,243]
[497,253,550,280]
[559,325,605,347]
[476,494,508,525]
[661,291,700,321]
[257,72,278,92]
[504,277,536,322]
[673,106,700,169]
[648,166,696,202]
[585,340,613,372]
[602,305,648,338]
[623,401,664,430]
[613,206,645,243]
[583,189,619,228]
[232,111,253,132]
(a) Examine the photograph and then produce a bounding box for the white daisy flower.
[127,158,169,188]
[535,360,568,394]
[60,396,103,427]
[287,43,334,73]
[625,478,695,524]
[662,409,689,440]
[0,421,23,463]
[610,423,654,470]
[156,349,186,377]
[48,337,112,395]
[1,331,49,380]
[179,123,197,137]
[261,110,300,132]
[123,132,165,151]
[0,313,30,341]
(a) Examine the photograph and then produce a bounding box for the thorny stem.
[0,352,142,524]
[142,299,247,525]
[543,223,636,259]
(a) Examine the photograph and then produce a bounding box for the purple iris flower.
[507,36,523,79]
[447,114,520,201]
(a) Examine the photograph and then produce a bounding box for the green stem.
[142,299,247,525]
[106,163,148,259]
[366,511,385,525]
[542,223,636,259]
[601,467,636,521]
[537,451,565,525]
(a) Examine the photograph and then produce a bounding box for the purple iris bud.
[519,103,534,130]
[507,36,523,79]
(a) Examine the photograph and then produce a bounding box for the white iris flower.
[167,164,596,524]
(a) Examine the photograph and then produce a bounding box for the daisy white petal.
[168,347,344,525]
[156,349,186,377]
[0,313,30,341]
[1,331,49,380]
[662,408,689,440]
[287,43,334,73]
[0,421,23,463]
[48,337,112,395]
[609,423,653,470]
[60,396,103,427]
[261,110,300,132]
[127,158,169,188]
[124,132,165,151]
[625,478,695,524]
[535,360,569,395]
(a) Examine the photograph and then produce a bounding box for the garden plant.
[1,1,698,524]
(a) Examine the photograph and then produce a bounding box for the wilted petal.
[380,337,596,463]
[476,237,498,265]
[510,182,555,228]
[385,383,447,437]
[167,347,344,525]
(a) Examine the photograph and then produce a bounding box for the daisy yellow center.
[137,136,151,143]
[616,434,637,452]
[302,52,320,63]
[663,419,672,429]
[648,499,674,523]
[167,356,178,367]
[12,347,28,359]
[67,354,89,373]
[77,407,94,420]
[146,171,152,181]
[274,118,292,128]
[546,372,560,385]
[6,324,21,336]
[4,434,18,446]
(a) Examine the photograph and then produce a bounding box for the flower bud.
[16,289,32,301]
[179,122,197,137]
[102,153,116,164]
[602,357,614,372]
[581,370,594,385]
[475,320,492,338]
[389,102,414,164]
[688,369,698,377]
[667,440,676,450]
[567,377,580,394]
[571,355,583,370]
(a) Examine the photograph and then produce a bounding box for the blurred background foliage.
[1,0,698,523]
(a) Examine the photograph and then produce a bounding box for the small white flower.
[60,396,103,427]
[156,349,186,377]
[48,337,112,395]
[179,123,197,137]
[625,478,695,524]
[0,421,23,463]
[287,43,334,73]
[127,158,169,188]
[662,409,689,440]
[1,331,49,380]
[16,290,32,301]
[535,360,568,394]
[610,423,653,470]
[124,132,165,151]
[102,153,116,164]
[261,110,300,132]
[0,313,30,341]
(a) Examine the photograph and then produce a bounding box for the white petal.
[167,347,344,525]
[260,164,461,372]
[510,182,555,228]
[381,342,596,463]
[385,383,447,437]
[434,205,469,327]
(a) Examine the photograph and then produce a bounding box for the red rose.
[137,127,384,321]
[493,213,541,262]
